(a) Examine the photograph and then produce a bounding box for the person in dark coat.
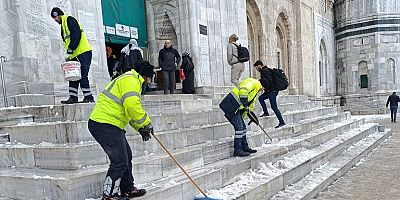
[386,92,400,122]
[106,46,117,78]
[114,39,143,77]
[158,40,181,94]
[253,60,286,128]
[180,52,195,94]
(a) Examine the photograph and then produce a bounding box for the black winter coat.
[386,94,400,107]
[117,49,143,73]
[158,47,181,71]
[259,66,275,92]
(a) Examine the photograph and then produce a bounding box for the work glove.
[138,123,153,141]
[67,49,73,54]
[247,111,259,126]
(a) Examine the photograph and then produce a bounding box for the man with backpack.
[227,34,250,85]
[253,60,286,128]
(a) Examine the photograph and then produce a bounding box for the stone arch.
[385,58,395,84]
[246,0,264,78]
[154,3,180,54]
[275,11,292,93]
[319,39,328,96]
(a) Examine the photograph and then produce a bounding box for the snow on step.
[270,128,392,200]
[204,123,378,200]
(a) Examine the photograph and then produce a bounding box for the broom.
[151,132,221,200]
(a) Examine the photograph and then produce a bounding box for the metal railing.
[0,56,8,107]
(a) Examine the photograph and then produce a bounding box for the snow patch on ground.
[352,114,390,122]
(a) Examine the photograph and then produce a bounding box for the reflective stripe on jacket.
[61,15,92,59]
[89,69,151,131]
[219,78,262,118]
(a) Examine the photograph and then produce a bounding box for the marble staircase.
[0,86,391,200]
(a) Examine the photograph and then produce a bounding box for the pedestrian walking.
[181,51,195,94]
[253,60,286,128]
[158,40,181,94]
[227,34,245,86]
[386,92,400,123]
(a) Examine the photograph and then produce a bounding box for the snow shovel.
[150,132,221,200]
[247,111,273,142]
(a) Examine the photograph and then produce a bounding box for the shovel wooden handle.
[151,132,209,197]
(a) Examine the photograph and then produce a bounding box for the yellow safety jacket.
[61,15,92,59]
[89,70,151,131]
[231,78,262,111]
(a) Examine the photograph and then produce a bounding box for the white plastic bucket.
[61,61,81,81]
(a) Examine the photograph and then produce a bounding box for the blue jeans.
[390,106,398,122]
[69,51,93,100]
[259,91,285,124]
[225,111,249,151]
[88,120,134,196]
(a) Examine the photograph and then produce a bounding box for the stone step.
[5,81,55,96]
[0,134,9,144]
[202,123,379,200]
[0,111,346,171]
[7,94,55,107]
[3,107,337,145]
[0,117,364,200]
[269,127,392,200]
[0,115,33,127]
[133,121,376,200]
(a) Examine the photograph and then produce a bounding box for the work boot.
[122,186,146,198]
[275,123,286,129]
[241,136,257,154]
[61,97,78,104]
[101,193,128,200]
[233,150,250,157]
[233,138,250,157]
[80,97,95,103]
[260,113,269,117]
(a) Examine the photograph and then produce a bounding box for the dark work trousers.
[225,111,247,151]
[88,119,134,197]
[391,106,398,122]
[69,51,94,101]
[162,70,175,94]
[259,91,285,124]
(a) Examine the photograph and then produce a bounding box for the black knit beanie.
[51,7,64,17]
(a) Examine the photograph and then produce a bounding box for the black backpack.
[271,68,289,91]
[233,44,250,62]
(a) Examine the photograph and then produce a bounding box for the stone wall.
[336,0,400,95]
[0,0,108,93]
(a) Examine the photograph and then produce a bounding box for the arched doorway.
[246,0,263,79]
[319,40,328,96]
[275,12,291,93]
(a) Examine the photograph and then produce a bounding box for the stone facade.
[335,0,400,94]
[146,0,250,87]
[335,0,400,112]
[146,0,337,96]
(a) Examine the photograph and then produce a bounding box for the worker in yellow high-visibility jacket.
[51,7,94,104]
[88,62,152,199]
[219,78,263,157]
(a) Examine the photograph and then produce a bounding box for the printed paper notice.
[106,26,116,34]
[116,24,130,37]
[78,10,96,40]
[130,27,138,39]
